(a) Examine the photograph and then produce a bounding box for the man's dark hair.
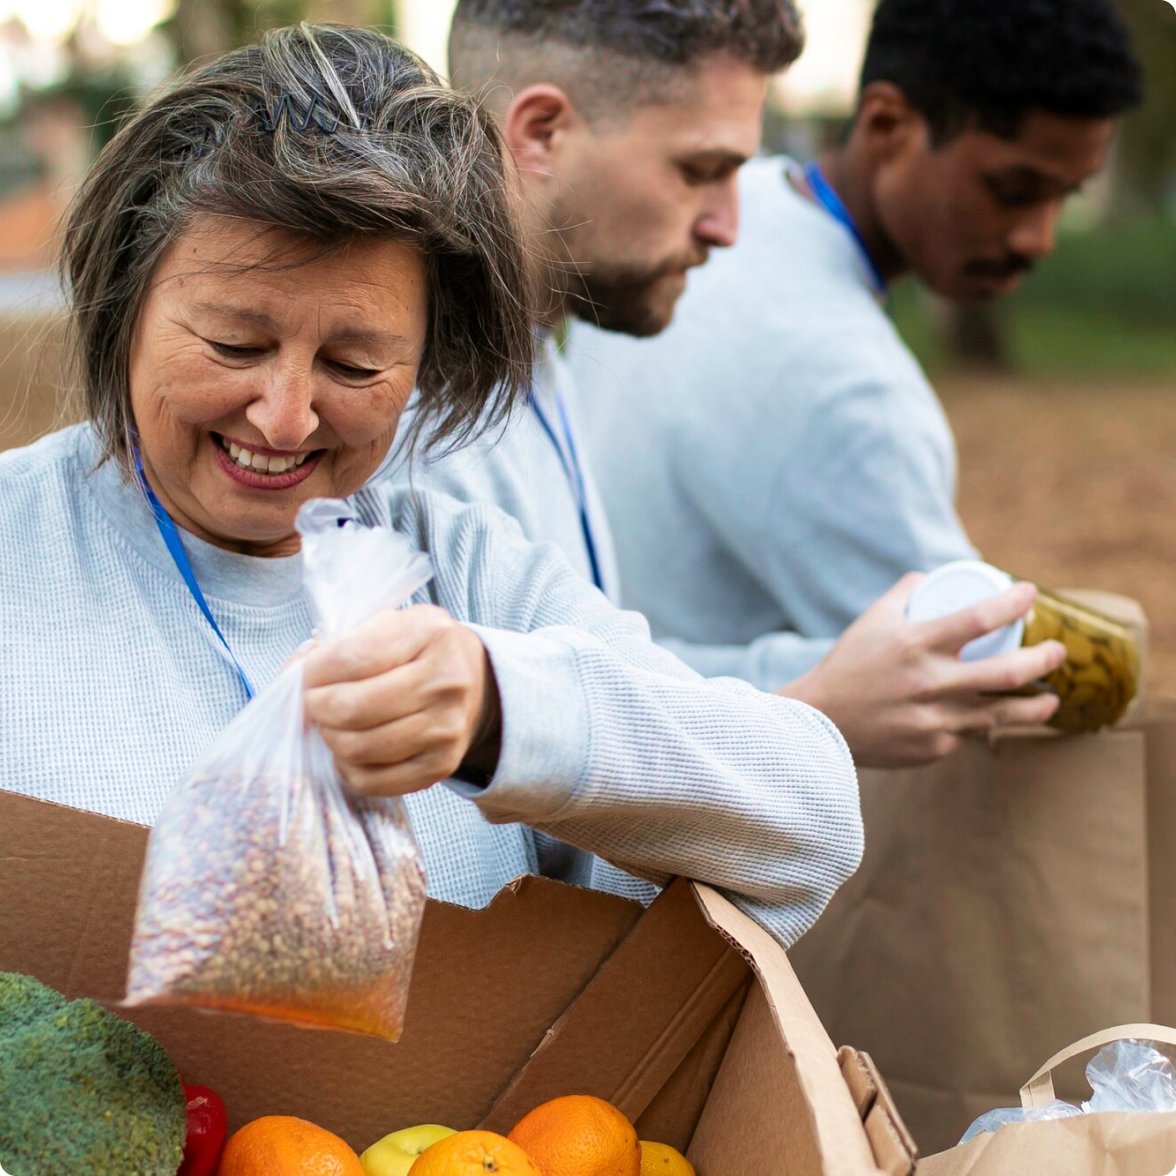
[450,0,803,119]
[860,0,1144,144]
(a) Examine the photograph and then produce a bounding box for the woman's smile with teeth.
[219,436,311,474]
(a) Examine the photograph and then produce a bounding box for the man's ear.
[502,83,578,179]
[855,80,927,160]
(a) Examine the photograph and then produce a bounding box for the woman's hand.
[779,573,1067,769]
[302,605,502,796]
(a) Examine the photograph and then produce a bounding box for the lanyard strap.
[529,389,606,594]
[803,161,888,299]
[133,449,256,700]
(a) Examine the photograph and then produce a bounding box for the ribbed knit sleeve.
[393,489,864,948]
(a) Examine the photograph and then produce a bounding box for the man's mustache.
[964,254,1035,280]
[642,251,710,282]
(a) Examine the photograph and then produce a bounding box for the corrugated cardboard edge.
[693,884,917,1176]
[842,1049,919,1171]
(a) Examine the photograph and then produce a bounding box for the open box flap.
[480,879,751,1138]
[693,884,916,1176]
[481,879,908,1175]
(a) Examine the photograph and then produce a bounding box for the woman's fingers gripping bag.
[125,501,432,1039]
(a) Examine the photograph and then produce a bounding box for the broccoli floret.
[0,972,186,1176]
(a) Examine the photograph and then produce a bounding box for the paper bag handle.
[1020,1023,1176,1108]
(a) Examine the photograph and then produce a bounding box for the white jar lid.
[906,560,1025,662]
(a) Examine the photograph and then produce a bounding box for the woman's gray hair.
[61,23,535,467]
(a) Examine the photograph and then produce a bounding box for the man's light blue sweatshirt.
[570,157,978,690]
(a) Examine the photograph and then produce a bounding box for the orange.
[407,1130,542,1176]
[638,1141,696,1176]
[217,1114,366,1175]
[508,1095,640,1176]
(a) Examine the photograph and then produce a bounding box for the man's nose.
[1008,201,1063,261]
[695,178,740,250]
[246,364,320,449]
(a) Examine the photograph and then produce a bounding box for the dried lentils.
[126,769,425,1040]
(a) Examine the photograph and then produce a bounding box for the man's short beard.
[565,258,696,338]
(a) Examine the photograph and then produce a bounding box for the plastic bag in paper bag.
[125,500,433,1039]
[961,1040,1176,1143]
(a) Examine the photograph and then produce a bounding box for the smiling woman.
[0,23,863,948]
[126,223,430,556]
[64,25,530,480]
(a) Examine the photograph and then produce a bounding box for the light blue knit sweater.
[0,424,863,946]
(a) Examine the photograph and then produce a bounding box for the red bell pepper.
[178,1082,229,1176]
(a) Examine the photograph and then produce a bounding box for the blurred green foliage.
[1118,0,1176,216]
[890,218,1176,376]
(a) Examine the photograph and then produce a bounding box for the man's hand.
[780,573,1067,768]
[303,605,501,796]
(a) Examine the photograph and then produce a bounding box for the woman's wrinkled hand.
[302,605,502,796]
[779,573,1067,769]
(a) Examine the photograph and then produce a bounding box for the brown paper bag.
[789,722,1153,1153]
[793,711,1176,1155]
[921,1024,1176,1175]
[788,591,1174,1154]
[923,1111,1176,1176]
[789,585,1176,1155]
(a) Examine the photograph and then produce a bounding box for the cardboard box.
[0,789,916,1175]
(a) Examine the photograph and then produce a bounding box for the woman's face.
[128,217,428,557]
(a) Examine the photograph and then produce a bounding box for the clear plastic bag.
[1082,1040,1176,1116]
[960,1101,1083,1143]
[960,1040,1176,1144]
[125,500,434,1039]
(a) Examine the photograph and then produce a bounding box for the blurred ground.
[1,318,1173,694]
[942,375,1176,697]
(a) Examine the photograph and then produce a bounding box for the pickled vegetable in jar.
[1022,588,1140,732]
[907,560,1140,734]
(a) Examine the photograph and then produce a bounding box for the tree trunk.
[1112,0,1176,218]
[943,302,1011,371]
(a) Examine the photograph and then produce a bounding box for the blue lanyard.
[133,449,256,700]
[529,389,605,594]
[803,161,888,299]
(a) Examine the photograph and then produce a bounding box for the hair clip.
[258,94,343,135]
[179,94,372,169]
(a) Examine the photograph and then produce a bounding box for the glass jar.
[908,561,1141,734]
[1022,587,1141,732]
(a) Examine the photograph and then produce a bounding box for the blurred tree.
[20,27,141,157]
[1116,0,1176,217]
[169,0,398,60]
[943,302,1009,370]
[306,0,396,25]
[170,0,310,60]
[170,1,235,60]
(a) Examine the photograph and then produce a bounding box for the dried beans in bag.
[125,500,433,1039]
